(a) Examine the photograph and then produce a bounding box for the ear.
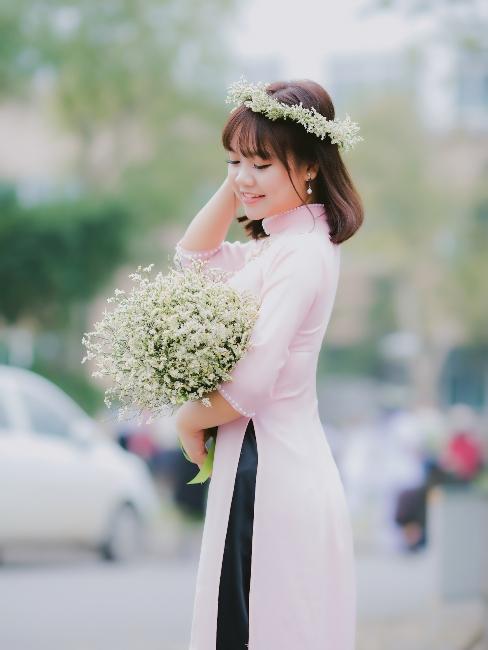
[306,162,319,181]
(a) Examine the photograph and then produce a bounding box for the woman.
[175,77,364,650]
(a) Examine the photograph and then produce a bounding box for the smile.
[241,193,265,204]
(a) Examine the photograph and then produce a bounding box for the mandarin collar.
[261,203,327,236]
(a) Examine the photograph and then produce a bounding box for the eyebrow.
[225,148,270,160]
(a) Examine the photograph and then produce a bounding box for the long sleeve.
[216,239,322,417]
[174,238,256,274]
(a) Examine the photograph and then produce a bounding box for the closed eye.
[226,160,271,170]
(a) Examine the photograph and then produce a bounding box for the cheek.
[265,169,288,192]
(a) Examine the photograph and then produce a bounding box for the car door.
[8,379,101,542]
[0,378,22,543]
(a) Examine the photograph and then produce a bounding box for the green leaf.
[178,435,192,462]
[186,436,215,485]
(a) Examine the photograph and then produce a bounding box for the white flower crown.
[225,75,363,152]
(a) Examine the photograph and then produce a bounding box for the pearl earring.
[306,173,313,195]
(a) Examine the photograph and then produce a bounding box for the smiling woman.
[224,143,318,215]
[174,77,363,650]
[222,78,363,244]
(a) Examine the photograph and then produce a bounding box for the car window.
[19,386,72,438]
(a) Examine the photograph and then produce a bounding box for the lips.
[240,193,265,205]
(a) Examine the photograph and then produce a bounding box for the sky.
[229,0,435,82]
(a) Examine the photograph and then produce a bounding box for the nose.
[235,165,255,187]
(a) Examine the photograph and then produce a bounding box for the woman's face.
[225,141,318,220]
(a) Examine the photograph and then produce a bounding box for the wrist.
[222,177,238,209]
[175,404,195,437]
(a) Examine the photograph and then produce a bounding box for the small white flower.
[81,259,260,424]
[225,75,363,151]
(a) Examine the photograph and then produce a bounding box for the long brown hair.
[222,79,364,244]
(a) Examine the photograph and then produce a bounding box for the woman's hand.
[178,427,208,469]
[175,391,241,471]
[223,176,241,213]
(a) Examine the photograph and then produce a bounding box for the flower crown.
[225,76,363,152]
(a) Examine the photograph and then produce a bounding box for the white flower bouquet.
[82,260,260,483]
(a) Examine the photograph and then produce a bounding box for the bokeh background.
[0,0,487,649]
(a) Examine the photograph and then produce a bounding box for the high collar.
[261,203,328,236]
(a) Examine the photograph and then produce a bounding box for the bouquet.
[81,260,260,483]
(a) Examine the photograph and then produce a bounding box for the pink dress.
[174,202,357,650]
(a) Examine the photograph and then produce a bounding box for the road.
[0,529,484,650]
[0,547,195,650]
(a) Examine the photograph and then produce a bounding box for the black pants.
[216,419,258,650]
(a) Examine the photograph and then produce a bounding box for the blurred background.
[0,0,487,648]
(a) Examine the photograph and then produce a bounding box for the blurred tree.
[345,92,468,406]
[0,184,133,328]
[0,0,243,409]
[365,0,487,51]
[0,0,240,224]
[0,182,141,400]
[448,167,488,343]
[0,5,31,95]
[354,0,488,407]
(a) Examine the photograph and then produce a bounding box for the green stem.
[187,436,215,485]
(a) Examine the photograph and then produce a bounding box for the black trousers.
[216,419,258,650]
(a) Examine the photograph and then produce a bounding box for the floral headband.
[225,75,363,152]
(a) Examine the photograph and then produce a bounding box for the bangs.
[222,108,275,160]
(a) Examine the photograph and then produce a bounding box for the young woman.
[175,77,364,650]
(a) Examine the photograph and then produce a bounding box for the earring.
[306,173,313,195]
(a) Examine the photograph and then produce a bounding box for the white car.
[0,365,161,562]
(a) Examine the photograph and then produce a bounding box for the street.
[0,547,195,650]
[0,520,485,650]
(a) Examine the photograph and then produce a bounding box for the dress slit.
[216,418,258,650]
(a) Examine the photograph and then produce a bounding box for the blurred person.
[439,404,485,481]
[439,430,485,481]
[116,423,158,461]
[393,405,485,552]
[126,429,158,461]
[341,412,425,551]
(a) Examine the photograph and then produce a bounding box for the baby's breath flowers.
[81,260,260,431]
[225,75,363,152]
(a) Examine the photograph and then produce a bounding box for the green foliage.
[1,0,237,112]
[344,92,467,346]
[0,0,239,223]
[368,275,398,341]
[448,169,488,343]
[0,184,135,327]
[318,341,382,378]
[0,5,31,97]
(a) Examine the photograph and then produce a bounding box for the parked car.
[0,365,161,562]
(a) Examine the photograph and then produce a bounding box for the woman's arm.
[175,389,243,437]
[175,180,249,443]
[178,177,237,251]
[175,177,252,272]
[176,390,243,469]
